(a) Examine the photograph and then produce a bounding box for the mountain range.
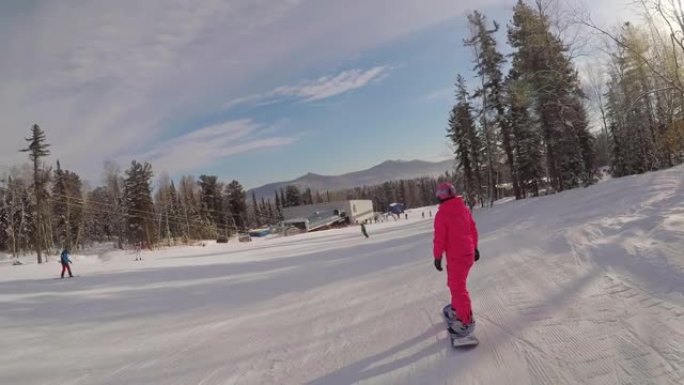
[248,159,454,199]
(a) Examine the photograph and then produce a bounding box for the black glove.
[474,248,480,262]
[434,258,443,271]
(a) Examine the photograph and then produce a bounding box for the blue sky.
[0,0,634,189]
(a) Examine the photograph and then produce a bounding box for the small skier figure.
[60,248,73,278]
[361,223,369,238]
[135,242,143,261]
[432,182,479,338]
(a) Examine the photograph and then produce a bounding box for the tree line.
[582,0,684,176]
[448,0,683,209]
[0,124,260,262]
[273,173,454,214]
[449,1,596,209]
[1,124,451,262]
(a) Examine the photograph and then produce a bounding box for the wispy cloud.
[0,0,506,180]
[0,0,305,178]
[225,66,392,109]
[129,119,295,173]
[422,87,453,102]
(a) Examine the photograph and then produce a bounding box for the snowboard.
[442,305,479,348]
[53,275,79,280]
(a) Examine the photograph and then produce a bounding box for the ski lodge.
[282,200,374,232]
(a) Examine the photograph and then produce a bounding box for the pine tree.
[507,0,595,191]
[465,11,521,200]
[258,197,267,224]
[84,186,111,244]
[274,192,282,220]
[284,185,302,207]
[506,69,544,196]
[303,188,314,205]
[448,75,482,208]
[179,175,203,241]
[20,124,50,263]
[103,161,126,249]
[252,192,262,227]
[52,161,84,250]
[20,182,35,254]
[167,180,182,240]
[381,181,396,209]
[154,173,177,246]
[265,198,275,223]
[198,175,223,237]
[124,161,156,247]
[226,180,247,231]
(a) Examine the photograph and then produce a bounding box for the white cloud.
[128,119,295,174]
[0,0,526,180]
[225,66,391,109]
[0,0,635,183]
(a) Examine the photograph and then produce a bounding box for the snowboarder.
[60,248,73,278]
[361,223,369,238]
[432,182,479,339]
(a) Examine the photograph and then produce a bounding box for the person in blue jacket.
[60,248,73,278]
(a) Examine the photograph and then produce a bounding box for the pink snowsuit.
[433,196,478,324]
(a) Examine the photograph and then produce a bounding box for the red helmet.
[435,182,457,201]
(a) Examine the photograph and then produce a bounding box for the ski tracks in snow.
[467,167,684,384]
[2,166,684,385]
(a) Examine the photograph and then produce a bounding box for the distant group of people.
[359,208,437,238]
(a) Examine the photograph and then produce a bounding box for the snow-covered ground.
[2,166,684,385]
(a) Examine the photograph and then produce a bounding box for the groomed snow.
[1,166,683,385]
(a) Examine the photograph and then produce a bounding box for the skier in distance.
[59,248,74,278]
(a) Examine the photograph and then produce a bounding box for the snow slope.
[1,166,683,385]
